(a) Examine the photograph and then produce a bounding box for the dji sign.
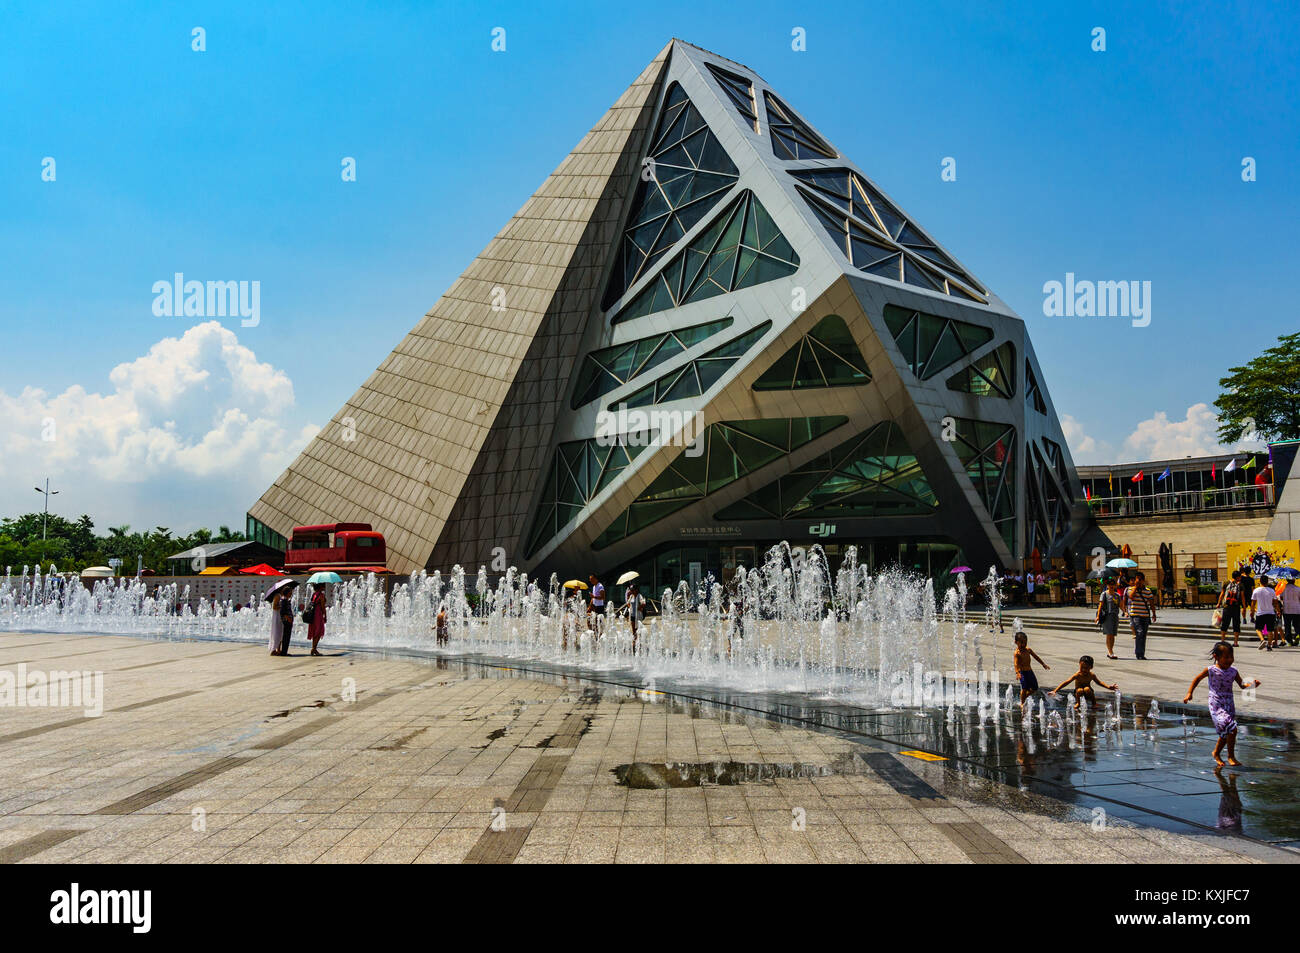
[809,523,836,538]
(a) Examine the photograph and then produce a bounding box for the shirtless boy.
[1050,656,1117,708]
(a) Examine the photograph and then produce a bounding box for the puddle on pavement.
[268,699,328,719]
[613,759,845,789]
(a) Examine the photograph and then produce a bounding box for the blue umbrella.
[1106,558,1138,569]
[307,571,342,584]
[1265,567,1299,580]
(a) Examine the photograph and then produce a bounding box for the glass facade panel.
[246,515,286,551]
[571,317,734,408]
[602,83,740,309]
[946,341,1016,399]
[525,438,648,557]
[762,90,836,160]
[950,417,1018,554]
[613,192,798,324]
[792,168,986,300]
[715,421,936,520]
[619,321,771,407]
[882,304,995,381]
[592,416,847,549]
[752,314,871,390]
[705,63,760,133]
[1025,361,1048,414]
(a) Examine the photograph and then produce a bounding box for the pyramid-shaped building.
[248,39,1086,586]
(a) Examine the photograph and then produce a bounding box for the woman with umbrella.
[304,572,339,656]
[1107,557,1137,615]
[266,577,298,656]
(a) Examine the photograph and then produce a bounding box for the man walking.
[1125,571,1157,660]
[1252,575,1280,650]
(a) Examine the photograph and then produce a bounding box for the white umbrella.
[616,570,640,585]
[264,577,298,601]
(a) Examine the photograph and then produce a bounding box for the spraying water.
[0,547,1000,708]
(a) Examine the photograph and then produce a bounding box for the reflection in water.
[1216,770,1243,832]
[613,760,842,789]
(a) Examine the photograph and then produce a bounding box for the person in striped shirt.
[1125,571,1157,660]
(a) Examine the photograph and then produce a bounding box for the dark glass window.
[612,191,799,324]
[525,438,647,557]
[883,304,994,381]
[622,322,771,407]
[705,63,759,132]
[791,168,986,301]
[602,83,740,310]
[1025,361,1047,414]
[571,317,734,408]
[946,341,1016,399]
[752,314,871,391]
[715,421,936,519]
[592,416,847,549]
[950,418,1018,553]
[763,90,836,160]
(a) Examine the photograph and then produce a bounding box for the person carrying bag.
[1096,578,1122,659]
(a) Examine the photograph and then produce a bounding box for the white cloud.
[0,321,318,532]
[1121,402,1260,461]
[1056,404,1265,467]
[1059,414,1112,464]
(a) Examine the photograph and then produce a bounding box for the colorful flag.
[1211,461,1217,479]
[1131,470,1144,482]
[1157,467,1170,481]
[1243,457,1256,470]
[1084,485,1091,501]
[1108,472,1114,492]
[1225,458,1238,472]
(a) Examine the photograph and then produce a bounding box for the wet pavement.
[348,645,1300,851]
[2,627,1297,861]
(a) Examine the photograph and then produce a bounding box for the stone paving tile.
[0,632,1278,865]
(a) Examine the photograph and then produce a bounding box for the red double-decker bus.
[284,523,387,572]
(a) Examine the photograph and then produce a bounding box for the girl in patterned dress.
[1183,642,1260,766]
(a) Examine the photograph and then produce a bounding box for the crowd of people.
[1005,565,1300,768]
[1214,568,1300,650]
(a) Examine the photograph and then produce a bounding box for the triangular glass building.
[248,40,1085,585]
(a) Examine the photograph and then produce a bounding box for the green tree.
[1215,331,1300,444]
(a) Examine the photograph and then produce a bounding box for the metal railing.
[1086,483,1273,517]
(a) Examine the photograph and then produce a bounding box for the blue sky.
[1,0,1296,531]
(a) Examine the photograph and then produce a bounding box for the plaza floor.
[0,629,1292,864]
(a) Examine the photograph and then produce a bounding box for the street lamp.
[34,479,60,567]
